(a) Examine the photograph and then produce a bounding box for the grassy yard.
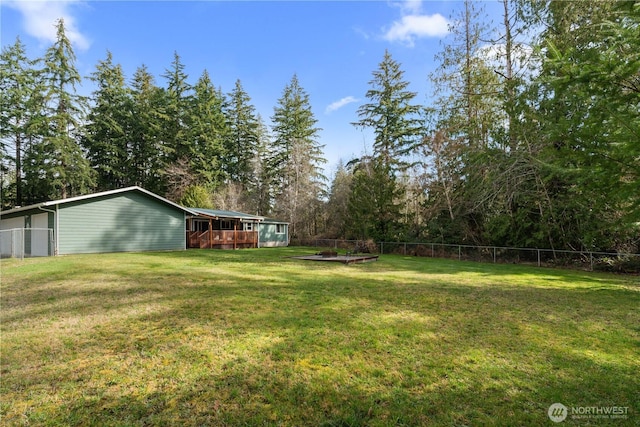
[1,248,638,426]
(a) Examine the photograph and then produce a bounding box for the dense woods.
[1,0,638,253]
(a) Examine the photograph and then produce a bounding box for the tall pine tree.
[161,52,191,166]
[270,74,326,238]
[129,65,165,194]
[350,50,421,241]
[23,19,94,202]
[352,50,423,170]
[225,79,261,186]
[82,51,131,191]
[187,70,227,189]
[0,37,44,207]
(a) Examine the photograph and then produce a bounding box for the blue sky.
[1,0,501,174]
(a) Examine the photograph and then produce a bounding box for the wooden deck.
[187,230,258,249]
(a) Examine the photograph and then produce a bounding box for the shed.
[0,186,194,256]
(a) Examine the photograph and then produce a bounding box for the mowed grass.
[1,248,638,426]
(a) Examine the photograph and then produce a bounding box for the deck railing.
[187,230,258,249]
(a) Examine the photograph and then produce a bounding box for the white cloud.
[388,0,423,15]
[4,0,90,51]
[325,96,359,114]
[383,13,449,46]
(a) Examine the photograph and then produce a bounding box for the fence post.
[380,242,384,254]
[590,252,593,271]
[404,243,407,255]
[493,247,496,263]
[537,249,541,267]
[459,245,461,261]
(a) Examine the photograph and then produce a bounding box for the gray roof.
[262,217,290,224]
[1,186,197,216]
[187,208,289,224]
[188,208,264,221]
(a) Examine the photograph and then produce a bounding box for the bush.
[594,256,640,274]
[179,185,213,209]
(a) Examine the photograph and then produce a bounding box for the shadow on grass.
[47,290,639,425]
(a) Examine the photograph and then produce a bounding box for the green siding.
[58,192,186,254]
[259,222,288,247]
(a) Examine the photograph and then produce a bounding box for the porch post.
[234,223,237,250]
[186,217,191,248]
[209,218,213,248]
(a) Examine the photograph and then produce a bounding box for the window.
[243,222,253,231]
[220,220,233,230]
[193,220,209,232]
[276,224,285,234]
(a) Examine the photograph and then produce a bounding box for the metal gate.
[0,228,54,259]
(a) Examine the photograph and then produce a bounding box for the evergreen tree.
[129,65,165,194]
[226,79,261,185]
[346,156,402,241]
[161,52,191,166]
[351,50,422,241]
[531,0,640,251]
[23,18,94,202]
[188,70,227,189]
[352,50,423,170]
[0,37,43,207]
[270,74,326,238]
[82,51,131,191]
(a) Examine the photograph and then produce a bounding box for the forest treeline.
[1,0,638,253]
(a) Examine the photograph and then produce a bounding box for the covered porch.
[186,208,263,250]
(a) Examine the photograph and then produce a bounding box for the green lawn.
[1,248,638,426]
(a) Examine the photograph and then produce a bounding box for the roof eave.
[1,186,197,217]
[0,202,47,216]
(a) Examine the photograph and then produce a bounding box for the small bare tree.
[164,157,195,202]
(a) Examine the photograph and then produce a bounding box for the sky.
[1,0,503,175]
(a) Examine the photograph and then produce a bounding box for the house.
[0,186,289,257]
[0,186,194,256]
[186,208,289,249]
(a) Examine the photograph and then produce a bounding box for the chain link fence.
[291,238,640,273]
[0,228,55,259]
